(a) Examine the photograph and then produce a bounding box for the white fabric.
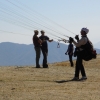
[81,28,89,34]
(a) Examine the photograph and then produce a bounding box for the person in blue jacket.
[65,41,74,67]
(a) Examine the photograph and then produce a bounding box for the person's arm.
[46,36,53,42]
[73,38,87,47]
[48,39,53,42]
[66,47,69,53]
[38,36,43,44]
[38,38,42,44]
[65,45,69,55]
[32,36,34,44]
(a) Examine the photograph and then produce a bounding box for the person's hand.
[65,52,67,55]
[62,39,66,43]
[69,37,73,42]
[75,35,79,41]
[49,39,53,42]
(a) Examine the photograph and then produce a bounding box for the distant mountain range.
[0,42,69,66]
[94,41,100,49]
[0,42,100,66]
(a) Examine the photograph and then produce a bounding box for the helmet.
[81,28,89,34]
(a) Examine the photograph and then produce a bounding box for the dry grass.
[0,55,100,100]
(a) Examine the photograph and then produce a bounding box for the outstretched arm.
[48,39,53,42]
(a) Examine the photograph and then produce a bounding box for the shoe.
[43,66,48,68]
[43,64,48,68]
[71,77,79,81]
[36,65,40,68]
[36,67,40,68]
[71,65,74,67]
[80,77,87,80]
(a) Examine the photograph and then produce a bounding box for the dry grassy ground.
[0,55,100,100]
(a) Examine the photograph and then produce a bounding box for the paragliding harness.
[74,37,97,61]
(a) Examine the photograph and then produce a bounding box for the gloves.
[69,37,73,42]
[75,35,79,41]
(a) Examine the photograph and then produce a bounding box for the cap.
[40,30,45,33]
[34,30,38,33]
[81,28,89,34]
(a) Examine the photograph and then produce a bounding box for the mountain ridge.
[94,41,100,49]
[0,41,69,66]
[0,42,100,66]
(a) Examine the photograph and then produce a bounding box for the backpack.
[80,38,97,61]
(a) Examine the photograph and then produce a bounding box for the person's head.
[34,30,38,35]
[40,30,45,36]
[80,28,89,36]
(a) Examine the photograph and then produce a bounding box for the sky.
[0,0,100,45]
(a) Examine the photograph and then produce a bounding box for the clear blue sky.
[0,0,100,44]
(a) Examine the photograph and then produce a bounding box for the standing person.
[32,30,42,68]
[39,30,53,68]
[69,27,90,81]
[65,41,74,67]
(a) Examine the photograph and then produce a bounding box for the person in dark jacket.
[70,27,90,81]
[32,30,42,68]
[39,30,53,68]
[65,41,74,67]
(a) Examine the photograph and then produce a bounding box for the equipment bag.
[80,39,97,61]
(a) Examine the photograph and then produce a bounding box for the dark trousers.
[75,52,86,77]
[69,55,73,66]
[35,47,41,67]
[41,48,48,67]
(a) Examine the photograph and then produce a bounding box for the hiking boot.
[43,64,48,68]
[43,67,48,68]
[36,65,41,68]
[71,77,79,81]
[43,66,48,68]
[80,77,87,80]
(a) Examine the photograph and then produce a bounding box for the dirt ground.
[0,55,100,100]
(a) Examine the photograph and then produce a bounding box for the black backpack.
[74,38,97,61]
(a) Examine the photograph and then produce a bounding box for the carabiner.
[57,42,60,48]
